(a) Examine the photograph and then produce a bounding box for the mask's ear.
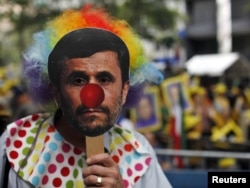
[49,82,61,108]
[121,81,130,105]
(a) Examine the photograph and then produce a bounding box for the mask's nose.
[80,83,105,108]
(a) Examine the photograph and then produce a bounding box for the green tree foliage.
[101,0,186,46]
[0,0,60,65]
[0,0,185,65]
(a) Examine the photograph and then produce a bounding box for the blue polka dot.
[43,152,51,162]
[119,167,124,175]
[49,142,58,151]
[31,176,40,186]
[133,151,141,159]
[125,155,132,164]
[38,164,45,174]
[54,132,63,141]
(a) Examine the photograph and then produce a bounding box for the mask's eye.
[99,77,111,85]
[97,72,115,86]
[74,77,87,85]
[68,71,88,86]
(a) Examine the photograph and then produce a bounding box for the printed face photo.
[130,85,162,133]
[161,74,191,111]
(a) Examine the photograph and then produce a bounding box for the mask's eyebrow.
[96,71,116,82]
[67,71,89,80]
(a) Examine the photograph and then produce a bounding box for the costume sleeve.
[0,131,8,188]
[133,132,172,188]
[0,130,34,188]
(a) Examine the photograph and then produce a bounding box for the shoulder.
[6,113,51,131]
[114,126,172,188]
[3,113,52,150]
[132,130,154,150]
[0,130,7,153]
[111,125,155,154]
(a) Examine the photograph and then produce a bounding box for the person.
[143,132,172,171]
[0,102,12,136]
[0,4,172,188]
[10,86,41,120]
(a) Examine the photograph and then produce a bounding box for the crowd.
[123,75,250,171]
[1,67,250,171]
[0,5,249,177]
[0,84,41,135]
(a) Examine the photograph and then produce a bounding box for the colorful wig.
[23,4,163,109]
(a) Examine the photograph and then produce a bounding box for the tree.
[0,0,186,65]
[0,0,60,65]
[101,0,186,47]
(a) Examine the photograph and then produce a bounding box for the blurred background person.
[9,85,41,120]
[0,98,12,135]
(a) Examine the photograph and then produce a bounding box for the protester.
[0,98,12,135]
[143,132,172,171]
[0,4,172,188]
[10,86,41,120]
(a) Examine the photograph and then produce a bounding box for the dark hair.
[48,28,130,86]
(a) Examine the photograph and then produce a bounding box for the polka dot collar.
[6,113,151,188]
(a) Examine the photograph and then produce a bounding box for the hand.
[83,153,125,188]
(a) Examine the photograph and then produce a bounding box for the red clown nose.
[80,84,105,108]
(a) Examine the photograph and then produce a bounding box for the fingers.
[83,162,120,180]
[86,153,114,167]
[83,153,124,187]
[84,175,118,187]
[84,175,103,187]
[83,163,107,177]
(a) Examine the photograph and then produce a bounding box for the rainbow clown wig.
[23,4,163,109]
